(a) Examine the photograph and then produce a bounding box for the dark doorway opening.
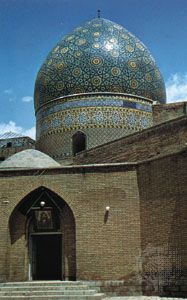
[32,234,62,280]
[72,131,86,156]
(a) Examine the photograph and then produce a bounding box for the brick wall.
[0,154,186,296]
[9,211,28,281]
[74,116,187,164]
[0,165,141,284]
[153,102,187,125]
[36,127,136,162]
[137,151,187,297]
[61,203,76,280]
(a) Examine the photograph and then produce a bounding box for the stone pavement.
[105,297,187,300]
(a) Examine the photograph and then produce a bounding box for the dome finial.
[97,9,101,18]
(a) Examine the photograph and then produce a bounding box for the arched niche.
[72,131,86,156]
[8,186,76,281]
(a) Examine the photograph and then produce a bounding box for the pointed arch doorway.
[9,187,76,281]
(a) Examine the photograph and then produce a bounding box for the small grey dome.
[0,149,60,169]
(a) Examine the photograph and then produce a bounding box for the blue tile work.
[34,18,166,111]
[36,106,152,139]
[35,93,153,139]
[36,96,152,121]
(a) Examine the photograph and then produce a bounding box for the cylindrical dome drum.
[34,18,166,161]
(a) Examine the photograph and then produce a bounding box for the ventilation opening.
[72,131,86,156]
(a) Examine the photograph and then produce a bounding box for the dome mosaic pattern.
[34,18,166,111]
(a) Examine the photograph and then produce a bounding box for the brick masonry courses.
[137,152,187,297]
[74,116,187,165]
[153,102,187,125]
[0,150,187,297]
[0,164,141,284]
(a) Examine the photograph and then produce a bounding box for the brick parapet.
[73,116,187,164]
[153,102,187,125]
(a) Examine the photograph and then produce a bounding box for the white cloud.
[23,127,36,139]
[166,73,187,103]
[22,96,33,102]
[0,121,35,140]
[4,89,12,94]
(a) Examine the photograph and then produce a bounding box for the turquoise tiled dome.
[34,18,166,111]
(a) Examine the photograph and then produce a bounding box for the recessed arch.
[72,131,86,156]
[8,186,76,281]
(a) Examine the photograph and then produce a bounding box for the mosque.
[0,16,186,297]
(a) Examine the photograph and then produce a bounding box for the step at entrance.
[0,281,106,299]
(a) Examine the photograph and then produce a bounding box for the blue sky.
[1,0,187,139]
